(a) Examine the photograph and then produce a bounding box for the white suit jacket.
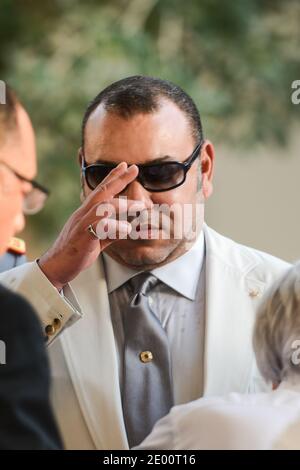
[0,225,290,449]
[137,381,300,450]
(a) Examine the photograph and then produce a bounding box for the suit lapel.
[59,259,128,450]
[203,225,266,396]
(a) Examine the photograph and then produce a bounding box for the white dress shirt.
[103,231,206,405]
[137,379,300,450]
[273,411,300,449]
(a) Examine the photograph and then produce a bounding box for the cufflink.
[45,317,62,338]
[45,324,56,336]
[53,318,62,329]
[248,289,260,298]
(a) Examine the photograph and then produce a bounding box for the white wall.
[205,131,300,263]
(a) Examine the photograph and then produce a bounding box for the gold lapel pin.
[249,289,260,298]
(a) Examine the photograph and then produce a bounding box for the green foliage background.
[0,0,299,253]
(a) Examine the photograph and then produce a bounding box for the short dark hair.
[0,85,19,145]
[81,75,204,148]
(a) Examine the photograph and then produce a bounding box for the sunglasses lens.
[85,166,114,190]
[140,163,185,191]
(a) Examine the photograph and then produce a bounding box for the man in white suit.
[137,264,300,450]
[0,76,290,449]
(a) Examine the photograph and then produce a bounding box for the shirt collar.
[102,230,205,300]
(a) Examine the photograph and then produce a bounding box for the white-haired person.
[137,263,300,450]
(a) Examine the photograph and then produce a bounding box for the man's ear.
[200,140,215,200]
[78,147,86,201]
[78,147,83,166]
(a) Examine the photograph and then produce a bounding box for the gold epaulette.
[7,237,26,255]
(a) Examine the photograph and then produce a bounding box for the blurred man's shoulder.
[0,238,27,273]
[0,278,38,331]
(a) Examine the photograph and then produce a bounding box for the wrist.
[38,255,66,291]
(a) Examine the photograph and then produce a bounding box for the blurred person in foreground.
[137,263,300,450]
[0,86,62,449]
[0,237,27,272]
[0,76,290,449]
[273,413,300,450]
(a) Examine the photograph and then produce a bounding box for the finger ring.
[87,223,99,239]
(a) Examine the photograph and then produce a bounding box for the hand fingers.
[100,161,128,186]
[95,198,147,219]
[83,161,127,207]
[101,164,139,199]
[96,218,131,240]
[79,198,134,231]
[84,163,139,210]
[80,198,146,229]
[85,218,132,251]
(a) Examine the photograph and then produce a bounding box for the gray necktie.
[122,273,174,448]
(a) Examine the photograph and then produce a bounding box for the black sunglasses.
[81,141,203,193]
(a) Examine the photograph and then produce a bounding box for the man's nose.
[123,180,154,209]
